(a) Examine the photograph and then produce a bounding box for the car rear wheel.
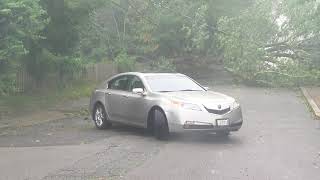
[153,109,169,140]
[93,104,112,129]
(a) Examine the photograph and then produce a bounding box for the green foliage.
[41,0,79,55]
[151,0,211,56]
[0,0,48,55]
[25,49,56,82]
[25,49,85,86]
[79,1,118,61]
[0,0,47,63]
[218,0,320,86]
[155,15,185,56]
[0,74,16,96]
[41,0,106,55]
[0,0,48,95]
[82,0,213,58]
[151,57,176,72]
[218,0,277,81]
[115,51,136,73]
[1,0,320,96]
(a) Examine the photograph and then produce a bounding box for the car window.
[108,75,130,91]
[128,76,145,92]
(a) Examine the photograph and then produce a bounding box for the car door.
[125,76,148,127]
[105,75,131,123]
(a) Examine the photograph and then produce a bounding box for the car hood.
[164,91,235,105]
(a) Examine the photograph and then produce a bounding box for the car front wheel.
[153,109,169,140]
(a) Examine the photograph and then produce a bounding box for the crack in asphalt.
[42,136,164,180]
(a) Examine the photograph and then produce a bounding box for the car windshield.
[145,75,204,92]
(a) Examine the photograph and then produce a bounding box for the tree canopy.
[218,0,320,86]
[0,0,319,95]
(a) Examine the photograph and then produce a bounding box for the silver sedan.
[89,72,243,140]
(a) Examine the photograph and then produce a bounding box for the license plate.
[217,119,229,126]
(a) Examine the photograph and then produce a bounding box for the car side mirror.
[132,88,146,96]
[203,86,210,91]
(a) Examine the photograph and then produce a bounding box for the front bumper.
[165,106,243,133]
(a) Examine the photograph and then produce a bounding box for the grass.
[0,80,97,118]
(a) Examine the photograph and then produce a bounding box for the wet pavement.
[0,85,320,180]
[126,86,320,180]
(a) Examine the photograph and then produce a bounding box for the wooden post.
[95,63,99,82]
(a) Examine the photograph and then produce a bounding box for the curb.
[301,87,320,120]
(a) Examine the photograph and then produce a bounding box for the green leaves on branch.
[82,0,212,58]
[0,0,47,61]
[0,0,48,95]
[218,0,320,86]
[151,57,176,73]
[115,51,136,73]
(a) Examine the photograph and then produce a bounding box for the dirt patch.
[0,97,90,129]
[0,117,105,147]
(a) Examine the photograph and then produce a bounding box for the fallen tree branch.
[254,70,309,78]
[267,52,298,59]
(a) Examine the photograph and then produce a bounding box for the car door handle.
[106,92,111,95]
[122,95,129,98]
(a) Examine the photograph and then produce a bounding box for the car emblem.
[218,105,222,109]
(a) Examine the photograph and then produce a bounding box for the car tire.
[216,131,230,136]
[153,109,169,140]
[93,104,112,129]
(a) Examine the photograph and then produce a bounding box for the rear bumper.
[166,106,243,133]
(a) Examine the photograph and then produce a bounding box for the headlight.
[231,100,240,109]
[171,100,202,111]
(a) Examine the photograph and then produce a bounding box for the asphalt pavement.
[0,85,320,180]
[126,86,320,180]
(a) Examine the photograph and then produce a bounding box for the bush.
[114,52,136,73]
[151,57,176,72]
[0,74,16,96]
